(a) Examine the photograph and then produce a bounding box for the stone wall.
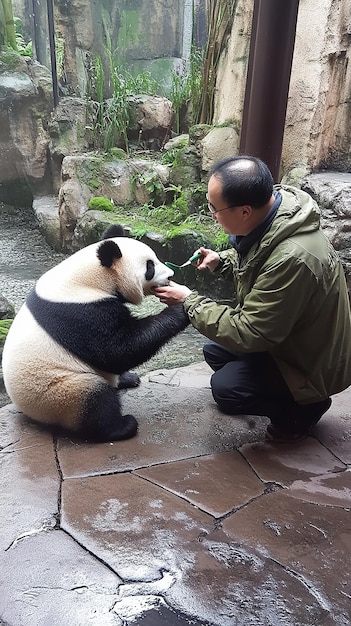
[17,0,205,99]
[0,54,53,205]
[301,172,351,293]
[214,0,351,175]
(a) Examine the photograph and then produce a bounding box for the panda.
[2,224,189,442]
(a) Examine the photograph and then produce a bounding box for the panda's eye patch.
[145,259,155,281]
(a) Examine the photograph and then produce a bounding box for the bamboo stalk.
[198,0,237,124]
[1,0,17,50]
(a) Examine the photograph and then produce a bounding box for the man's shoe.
[266,397,332,442]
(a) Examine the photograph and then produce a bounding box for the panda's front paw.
[170,303,191,329]
[118,371,141,389]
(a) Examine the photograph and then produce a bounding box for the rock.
[47,97,94,193]
[59,157,93,251]
[58,155,171,251]
[0,295,15,320]
[0,57,53,203]
[164,134,189,151]
[128,95,174,148]
[168,144,201,187]
[281,166,310,188]
[188,124,212,144]
[32,196,61,252]
[200,126,239,172]
[0,71,36,100]
[73,209,117,248]
[301,171,351,291]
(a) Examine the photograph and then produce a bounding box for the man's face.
[207,175,248,235]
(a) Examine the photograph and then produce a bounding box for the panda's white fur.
[2,225,189,441]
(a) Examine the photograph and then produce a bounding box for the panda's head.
[97,225,174,304]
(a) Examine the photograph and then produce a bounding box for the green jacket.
[184,185,351,403]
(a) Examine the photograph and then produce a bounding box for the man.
[154,155,351,441]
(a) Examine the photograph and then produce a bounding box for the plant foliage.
[0,318,13,341]
[170,46,203,132]
[199,0,237,124]
[0,0,17,50]
[14,17,32,56]
[87,58,161,154]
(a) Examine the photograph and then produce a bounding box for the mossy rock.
[107,148,128,160]
[173,146,200,169]
[0,294,15,320]
[74,210,119,248]
[169,146,201,187]
[189,124,212,143]
[170,164,200,188]
[0,49,27,72]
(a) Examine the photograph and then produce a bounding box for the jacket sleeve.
[214,249,239,282]
[183,254,315,353]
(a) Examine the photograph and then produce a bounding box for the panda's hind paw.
[114,414,138,440]
[118,371,141,389]
[96,413,138,442]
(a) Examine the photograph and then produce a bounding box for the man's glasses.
[206,194,238,215]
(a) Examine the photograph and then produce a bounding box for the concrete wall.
[18,0,206,98]
[213,0,351,176]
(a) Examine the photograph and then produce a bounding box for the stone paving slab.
[288,469,351,507]
[136,451,265,517]
[1,362,350,625]
[0,427,59,552]
[240,437,346,486]
[222,491,351,624]
[0,530,122,626]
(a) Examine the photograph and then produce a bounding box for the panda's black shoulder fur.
[26,288,189,375]
[101,224,125,239]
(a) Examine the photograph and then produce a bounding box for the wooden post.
[239,0,300,182]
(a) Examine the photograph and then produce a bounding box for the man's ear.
[241,205,252,218]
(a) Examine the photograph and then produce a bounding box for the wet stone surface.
[1,363,351,625]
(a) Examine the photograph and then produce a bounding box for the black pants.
[203,341,325,428]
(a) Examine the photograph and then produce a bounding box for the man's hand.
[154,281,192,306]
[196,247,221,272]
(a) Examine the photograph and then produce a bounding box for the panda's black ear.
[97,240,122,268]
[101,224,125,240]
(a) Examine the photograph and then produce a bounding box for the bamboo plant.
[199,0,237,124]
[0,0,17,50]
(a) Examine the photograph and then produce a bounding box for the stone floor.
[0,362,350,626]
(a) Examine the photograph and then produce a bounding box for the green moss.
[107,148,127,160]
[189,124,212,143]
[88,196,115,212]
[88,178,100,191]
[100,200,225,250]
[0,318,13,342]
[215,119,241,134]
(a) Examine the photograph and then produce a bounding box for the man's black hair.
[209,155,274,208]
